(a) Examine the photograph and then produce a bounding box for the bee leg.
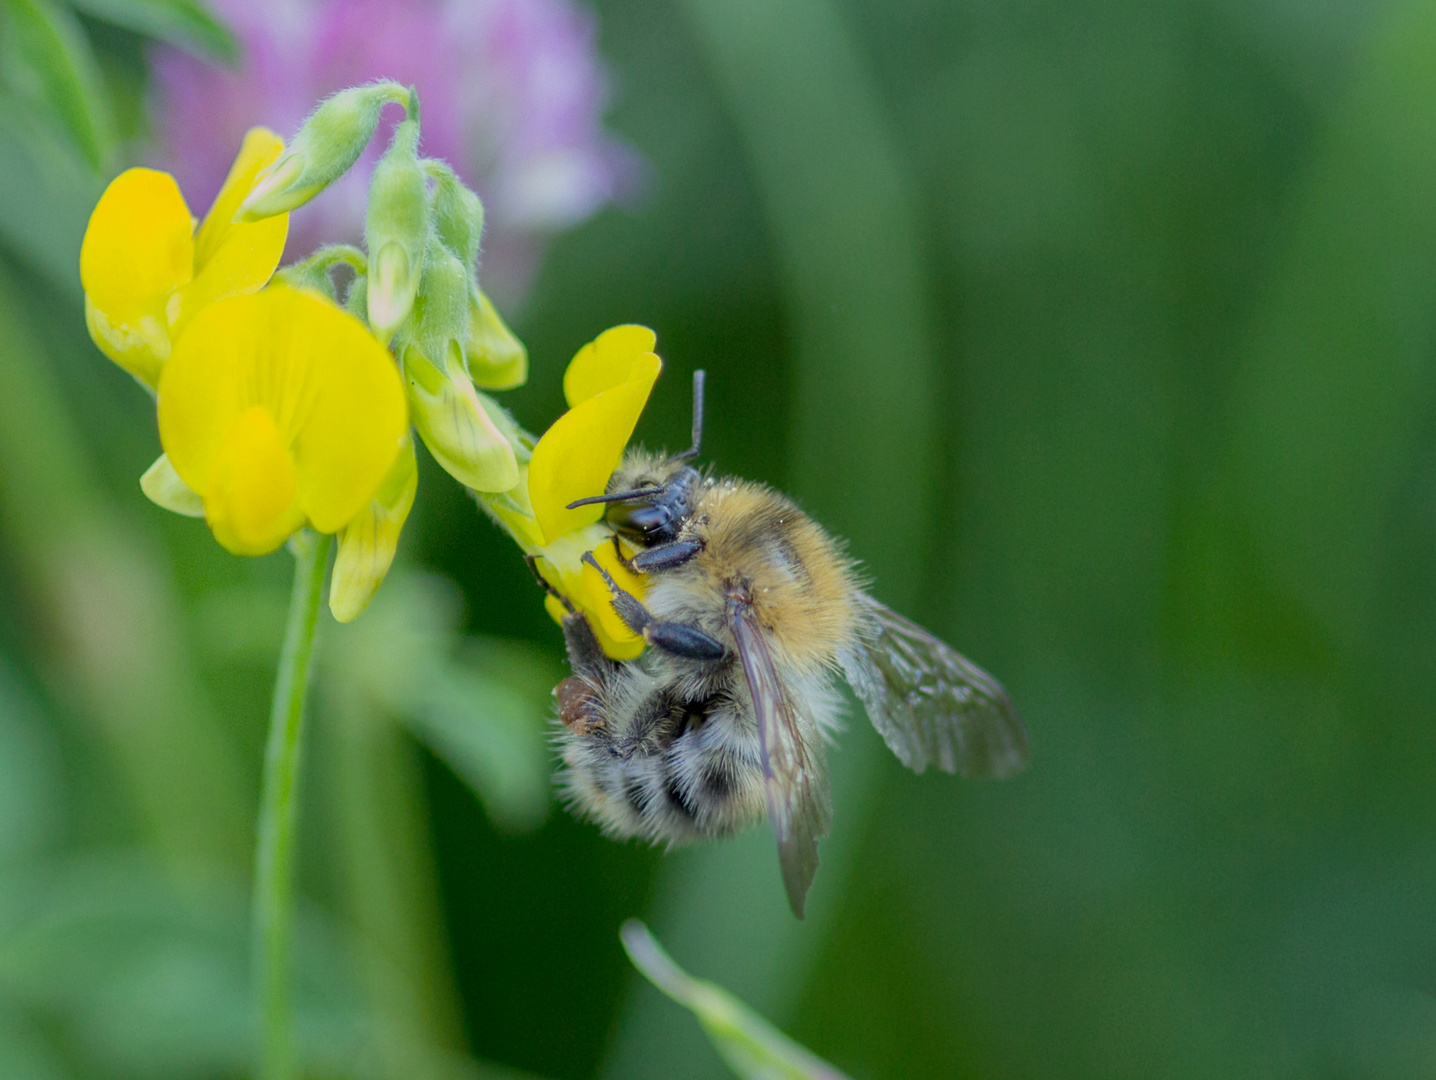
[525,554,576,614]
[527,554,616,680]
[561,608,616,679]
[582,551,727,661]
[626,538,704,574]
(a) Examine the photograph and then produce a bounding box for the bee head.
[565,371,707,546]
[603,463,700,544]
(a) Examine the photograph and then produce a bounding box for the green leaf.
[620,921,852,1080]
[0,0,113,170]
[67,0,237,63]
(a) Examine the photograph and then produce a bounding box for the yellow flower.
[529,324,662,543]
[489,324,661,660]
[80,128,289,390]
[157,285,408,558]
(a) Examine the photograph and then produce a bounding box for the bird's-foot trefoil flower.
[80,128,289,390]
[477,323,662,659]
[157,285,408,562]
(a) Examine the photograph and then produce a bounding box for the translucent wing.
[841,594,1028,778]
[726,591,832,918]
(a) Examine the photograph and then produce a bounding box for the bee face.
[602,460,701,544]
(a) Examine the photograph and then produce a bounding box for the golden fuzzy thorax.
[680,478,861,671]
[608,448,864,674]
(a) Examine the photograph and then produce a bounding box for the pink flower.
[150,0,640,304]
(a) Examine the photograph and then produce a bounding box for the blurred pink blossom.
[150,0,641,304]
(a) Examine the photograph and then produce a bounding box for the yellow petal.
[485,472,547,550]
[330,434,418,622]
[204,405,306,555]
[563,324,657,407]
[536,539,646,660]
[79,168,194,388]
[178,128,289,332]
[159,286,408,540]
[529,347,660,543]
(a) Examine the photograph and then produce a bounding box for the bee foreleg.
[625,537,704,574]
[582,551,726,661]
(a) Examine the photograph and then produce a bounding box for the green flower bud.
[409,236,471,358]
[425,159,484,271]
[366,118,429,343]
[237,81,409,221]
[346,273,368,322]
[404,344,519,492]
[272,244,365,301]
[465,288,527,390]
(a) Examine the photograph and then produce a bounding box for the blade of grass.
[621,921,851,1080]
[0,0,113,170]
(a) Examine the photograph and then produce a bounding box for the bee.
[537,372,1028,916]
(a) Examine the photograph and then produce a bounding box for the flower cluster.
[82,85,658,654]
[150,0,640,302]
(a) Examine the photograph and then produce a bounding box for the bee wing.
[841,594,1028,778]
[726,592,833,919]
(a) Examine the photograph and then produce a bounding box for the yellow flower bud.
[139,453,204,517]
[331,434,419,623]
[528,324,660,543]
[403,345,519,493]
[466,288,527,390]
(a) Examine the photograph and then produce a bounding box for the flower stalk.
[254,529,334,1080]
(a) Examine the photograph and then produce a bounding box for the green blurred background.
[4,0,1436,1077]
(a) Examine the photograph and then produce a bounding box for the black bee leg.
[560,608,616,682]
[582,551,726,661]
[609,535,637,572]
[527,554,614,679]
[525,554,575,614]
[628,538,704,574]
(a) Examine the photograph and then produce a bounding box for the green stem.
[254,529,334,1080]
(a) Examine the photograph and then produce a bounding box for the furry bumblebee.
[538,373,1027,916]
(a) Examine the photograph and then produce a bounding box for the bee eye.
[609,503,671,535]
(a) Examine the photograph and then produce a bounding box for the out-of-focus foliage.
[5,0,1436,1078]
[620,921,849,1080]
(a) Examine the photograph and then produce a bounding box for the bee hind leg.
[582,551,726,661]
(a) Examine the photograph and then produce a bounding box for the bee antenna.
[669,369,705,463]
[565,487,664,511]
